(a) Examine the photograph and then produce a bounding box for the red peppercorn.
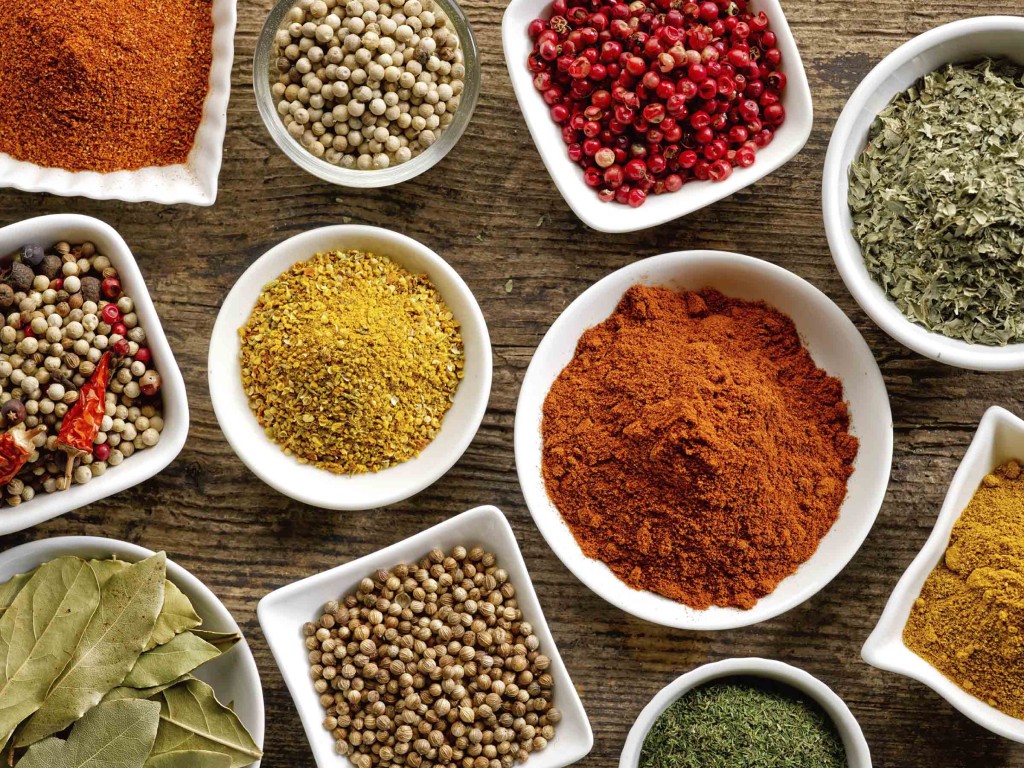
[112,338,131,357]
[135,347,152,365]
[101,303,120,324]
[101,277,121,299]
[112,322,128,338]
[93,443,111,462]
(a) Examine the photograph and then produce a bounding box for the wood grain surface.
[1,1,1022,766]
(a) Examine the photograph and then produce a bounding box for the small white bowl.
[514,250,893,630]
[0,0,234,205]
[208,225,492,510]
[258,504,593,768]
[862,405,1024,742]
[0,215,189,537]
[620,658,872,768]
[0,535,265,766]
[501,0,813,233]
[823,16,1024,371]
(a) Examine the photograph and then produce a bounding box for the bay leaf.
[104,675,194,704]
[189,630,242,652]
[123,632,221,689]
[150,679,262,768]
[0,570,36,617]
[0,557,100,747]
[16,555,167,747]
[88,558,130,585]
[16,699,160,768]
[148,579,201,651]
[145,750,232,768]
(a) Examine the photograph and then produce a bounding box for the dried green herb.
[0,557,101,746]
[148,580,202,651]
[145,751,232,768]
[848,59,1024,345]
[123,632,222,689]
[16,700,161,768]
[16,555,167,746]
[639,679,847,768]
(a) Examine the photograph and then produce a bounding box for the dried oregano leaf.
[0,557,100,747]
[849,59,1024,345]
[150,679,263,768]
[16,699,160,768]
[16,555,167,746]
[122,632,222,689]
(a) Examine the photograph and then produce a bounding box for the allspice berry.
[1,398,26,425]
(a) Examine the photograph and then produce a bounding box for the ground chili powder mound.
[0,0,213,172]
[542,285,858,610]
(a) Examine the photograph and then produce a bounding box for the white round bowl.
[0,215,189,537]
[501,0,813,233]
[514,250,892,630]
[823,16,1024,371]
[209,225,492,510]
[0,536,265,767]
[619,658,871,768]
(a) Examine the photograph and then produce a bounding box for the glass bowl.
[253,0,480,188]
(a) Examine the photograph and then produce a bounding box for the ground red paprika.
[542,285,858,610]
[0,0,213,172]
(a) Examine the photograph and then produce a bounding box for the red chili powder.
[541,285,859,611]
[0,0,214,172]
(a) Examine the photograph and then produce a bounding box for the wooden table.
[2,1,1022,765]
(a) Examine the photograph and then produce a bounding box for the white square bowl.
[258,505,593,768]
[0,0,234,205]
[501,0,813,233]
[862,406,1024,742]
[0,214,189,536]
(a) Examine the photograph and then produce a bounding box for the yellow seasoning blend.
[239,249,464,474]
[904,460,1024,717]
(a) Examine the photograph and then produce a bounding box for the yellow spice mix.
[904,460,1024,717]
[239,249,464,474]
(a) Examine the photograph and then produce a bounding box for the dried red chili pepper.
[0,425,44,485]
[57,351,112,489]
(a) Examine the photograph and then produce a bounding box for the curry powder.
[239,249,464,475]
[904,460,1024,717]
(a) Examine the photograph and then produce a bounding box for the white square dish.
[258,505,593,768]
[862,406,1024,742]
[0,0,234,206]
[0,214,189,536]
[501,0,813,233]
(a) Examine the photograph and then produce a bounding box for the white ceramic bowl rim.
[0,214,189,536]
[515,250,893,630]
[822,15,1024,371]
[501,0,814,232]
[208,225,492,510]
[862,405,1024,742]
[253,0,480,188]
[0,535,265,766]
[619,658,872,768]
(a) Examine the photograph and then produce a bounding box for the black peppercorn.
[8,262,33,292]
[40,253,62,280]
[0,284,13,309]
[20,243,45,267]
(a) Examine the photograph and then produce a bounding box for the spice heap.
[0,241,164,507]
[542,285,858,610]
[527,0,787,207]
[640,679,847,768]
[0,0,213,172]
[305,546,559,768]
[849,59,1024,345]
[271,0,466,170]
[239,249,463,474]
[904,460,1024,718]
[0,553,261,767]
